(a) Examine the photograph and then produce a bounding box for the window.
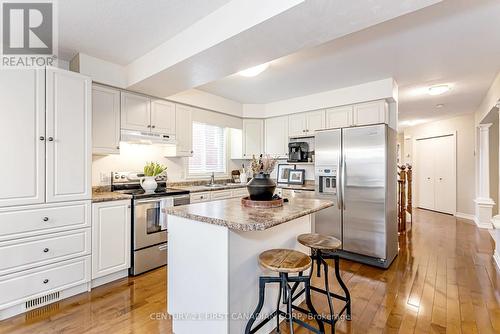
[188,122,227,175]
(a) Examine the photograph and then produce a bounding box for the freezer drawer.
[132,243,167,275]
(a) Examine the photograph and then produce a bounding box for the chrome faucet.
[209,172,215,185]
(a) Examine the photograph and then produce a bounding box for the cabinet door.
[243,119,264,158]
[353,100,387,126]
[434,135,455,214]
[151,100,176,134]
[120,92,151,131]
[288,113,306,137]
[92,85,120,154]
[175,104,193,156]
[92,200,130,279]
[265,116,288,158]
[416,139,435,210]
[326,106,352,129]
[46,68,91,203]
[305,110,325,133]
[0,69,45,207]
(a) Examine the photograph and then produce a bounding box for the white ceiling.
[58,0,231,64]
[198,0,500,125]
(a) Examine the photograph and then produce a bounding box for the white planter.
[140,177,157,193]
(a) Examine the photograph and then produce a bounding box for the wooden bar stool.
[293,233,352,334]
[245,249,325,334]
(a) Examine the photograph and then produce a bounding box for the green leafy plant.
[143,162,167,177]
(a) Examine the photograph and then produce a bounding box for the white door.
[416,139,435,210]
[265,116,288,158]
[46,68,92,203]
[92,200,130,279]
[92,85,120,154]
[288,113,306,137]
[305,110,325,133]
[353,100,387,126]
[434,135,456,214]
[326,106,353,129]
[243,119,263,158]
[151,100,176,134]
[120,92,151,131]
[0,69,45,207]
[175,104,193,156]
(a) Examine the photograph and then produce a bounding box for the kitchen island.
[166,197,333,334]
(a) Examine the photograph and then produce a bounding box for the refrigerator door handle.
[342,153,346,210]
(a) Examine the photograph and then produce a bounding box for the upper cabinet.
[242,119,264,158]
[265,116,288,158]
[46,68,92,203]
[0,69,46,207]
[92,85,120,155]
[174,104,193,157]
[353,100,388,126]
[0,67,91,207]
[120,92,151,132]
[151,100,176,134]
[326,106,353,129]
[288,110,325,137]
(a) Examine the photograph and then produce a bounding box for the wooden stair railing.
[397,164,412,233]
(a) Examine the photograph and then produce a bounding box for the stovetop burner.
[115,187,189,199]
[110,171,189,199]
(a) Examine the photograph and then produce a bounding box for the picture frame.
[288,169,305,185]
[277,164,294,184]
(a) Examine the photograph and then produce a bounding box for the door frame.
[413,132,457,215]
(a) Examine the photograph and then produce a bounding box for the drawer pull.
[43,279,49,284]
[43,248,49,253]
[43,217,49,222]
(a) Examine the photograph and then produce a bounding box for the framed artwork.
[288,169,305,185]
[277,164,294,184]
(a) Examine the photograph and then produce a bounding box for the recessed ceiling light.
[428,85,450,96]
[435,104,444,108]
[238,63,269,77]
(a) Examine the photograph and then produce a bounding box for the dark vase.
[247,173,276,201]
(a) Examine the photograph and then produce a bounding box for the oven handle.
[135,198,162,204]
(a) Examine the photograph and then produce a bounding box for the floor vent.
[25,291,60,310]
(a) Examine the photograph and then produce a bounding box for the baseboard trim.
[475,218,493,229]
[455,212,475,221]
[494,250,500,272]
[91,269,129,289]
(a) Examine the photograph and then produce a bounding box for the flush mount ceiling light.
[238,63,269,77]
[435,104,444,109]
[428,84,450,96]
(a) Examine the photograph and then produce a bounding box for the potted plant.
[246,155,278,201]
[141,162,167,193]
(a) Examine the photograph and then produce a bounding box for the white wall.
[168,89,243,118]
[403,113,476,215]
[475,71,500,125]
[490,119,499,214]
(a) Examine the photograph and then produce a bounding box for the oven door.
[134,197,172,250]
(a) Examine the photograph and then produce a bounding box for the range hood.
[120,129,176,145]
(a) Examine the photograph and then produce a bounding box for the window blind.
[188,122,227,174]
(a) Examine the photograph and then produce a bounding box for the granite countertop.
[92,191,132,203]
[166,197,333,231]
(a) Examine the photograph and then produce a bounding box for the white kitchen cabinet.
[120,92,151,132]
[288,110,325,137]
[151,99,176,135]
[210,190,233,200]
[190,192,211,203]
[92,200,130,280]
[169,104,193,157]
[92,85,121,155]
[326,105,353,129]
[353,100,387,126]
[265,116,288,158]
[231,188,248,198]
[46,68,92,203]
[229,128,243,159]
[0,69,45,207]
[242,119,264,158]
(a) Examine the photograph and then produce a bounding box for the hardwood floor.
[1,209,498,334]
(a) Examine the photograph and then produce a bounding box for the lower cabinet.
[189,188,249,203]
[91,200,131,285]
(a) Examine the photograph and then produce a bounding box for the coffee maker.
[288,142,309,162]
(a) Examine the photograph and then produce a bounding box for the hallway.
[0,209,498,334]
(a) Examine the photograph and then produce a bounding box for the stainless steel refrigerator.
[314,124,398,268]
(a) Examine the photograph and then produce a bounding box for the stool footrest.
[310,285,350,302]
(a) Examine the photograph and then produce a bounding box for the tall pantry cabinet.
[0,67,92,320]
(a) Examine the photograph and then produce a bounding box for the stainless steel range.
[111,172,190,275]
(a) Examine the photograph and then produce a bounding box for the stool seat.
[259,249,312,273]
[298,233,342,251]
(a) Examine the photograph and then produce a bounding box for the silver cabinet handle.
[43,279,49,284]
[158,244,168,251]
[43,217,49,222]
[147,125,151,128]
[47,137,54,141]
[116,146,120,149]
[43,248,49,253]
[39,136,45,141]
[151,125,156,128]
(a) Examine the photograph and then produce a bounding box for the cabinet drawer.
[231,188,248,198]
[190,192,210,203]
[0,201,90,242]
[0,256,90,309]
[210,190,232,200]
[0,229,90,276]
